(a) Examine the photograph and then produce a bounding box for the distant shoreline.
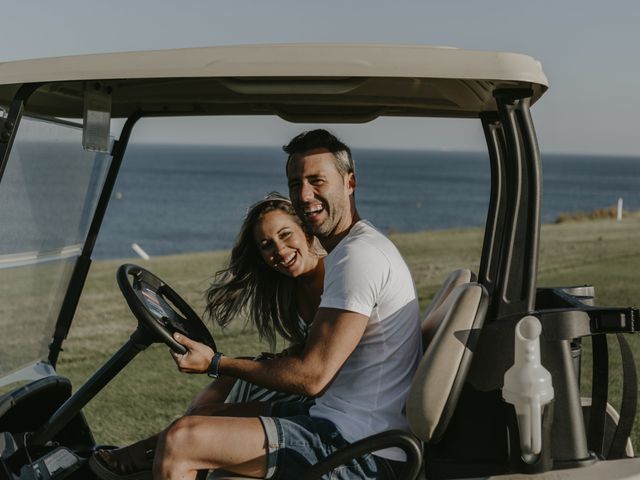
[554,207,640,224]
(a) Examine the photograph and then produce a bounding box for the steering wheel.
[117,264,217,354]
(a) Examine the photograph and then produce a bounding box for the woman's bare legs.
[154,415,268,480]
[184,375,237,414]
[94,376,264,474]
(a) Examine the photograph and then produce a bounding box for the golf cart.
[0,44,638,479]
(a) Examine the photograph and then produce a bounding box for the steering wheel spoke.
[117,264,217,354]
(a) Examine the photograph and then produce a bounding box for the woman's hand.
[170,333,214,373]
[280,343,304,357]
[258,343,303,360]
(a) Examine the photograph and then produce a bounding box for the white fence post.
[617,197,623,222]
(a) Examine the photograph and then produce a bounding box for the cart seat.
[407,282,488,444]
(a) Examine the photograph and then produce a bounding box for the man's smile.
[303,204,325,222]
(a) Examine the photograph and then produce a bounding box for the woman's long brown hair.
[204,194,312,349]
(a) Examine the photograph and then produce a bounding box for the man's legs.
[154,415,268,479]
[155,408,404,480]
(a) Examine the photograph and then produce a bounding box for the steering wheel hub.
[117,264,217,354]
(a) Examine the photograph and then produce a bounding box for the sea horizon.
[84,144,640,260]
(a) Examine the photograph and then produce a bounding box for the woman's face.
[254,209,317,278]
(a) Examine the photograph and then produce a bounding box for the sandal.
[89,447,154,480]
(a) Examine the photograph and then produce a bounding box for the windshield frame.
[0,85,133,386]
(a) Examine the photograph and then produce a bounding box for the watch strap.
[207,352,224,378]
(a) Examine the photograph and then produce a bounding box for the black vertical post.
[479,112,507,305]
[48,111,143,367]
[491,90,541,319]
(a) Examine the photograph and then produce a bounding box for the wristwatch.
[206,352,224,379]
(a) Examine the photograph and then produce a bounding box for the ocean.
[92,145,640,259]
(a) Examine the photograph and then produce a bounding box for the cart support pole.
[479,113,507,302]
[491,90,541,319]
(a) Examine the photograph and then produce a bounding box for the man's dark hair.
[283,129,354,176]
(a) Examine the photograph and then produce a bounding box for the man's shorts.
[260,401,406,480]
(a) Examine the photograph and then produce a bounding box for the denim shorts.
[259,401,405,480]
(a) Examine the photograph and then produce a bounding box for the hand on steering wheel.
[170,333,216,373]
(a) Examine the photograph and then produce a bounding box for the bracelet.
[206,352,224,379]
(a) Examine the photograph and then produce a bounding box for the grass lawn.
[54,215,640,449]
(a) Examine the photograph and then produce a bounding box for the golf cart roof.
[0,44,548,121]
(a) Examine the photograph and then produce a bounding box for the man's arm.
[171,308,368,397]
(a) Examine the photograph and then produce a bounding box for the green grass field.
[53,215,640,448]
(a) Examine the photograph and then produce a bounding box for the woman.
[91,192,324,479]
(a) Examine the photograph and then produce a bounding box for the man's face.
[287,148,355,240]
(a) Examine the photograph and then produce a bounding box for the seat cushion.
[421,269,474,349]
[407,283,488,443]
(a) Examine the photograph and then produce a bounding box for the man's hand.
[170,333,214,374]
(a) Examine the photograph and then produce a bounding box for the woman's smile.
[275,251,297,270]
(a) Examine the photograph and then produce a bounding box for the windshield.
[0,115,111,386]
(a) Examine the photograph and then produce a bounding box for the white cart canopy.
[0,44,548,121]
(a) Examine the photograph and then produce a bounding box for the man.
[155,129,421,479]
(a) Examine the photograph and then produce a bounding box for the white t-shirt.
[309,220,421,461]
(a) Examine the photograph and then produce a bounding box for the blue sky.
[1,0,639,155]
